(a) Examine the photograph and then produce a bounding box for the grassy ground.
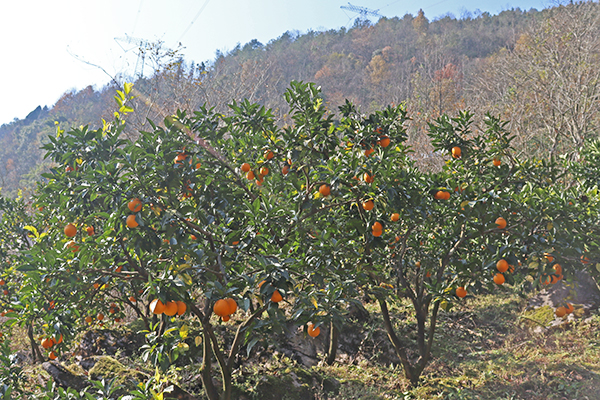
[6,290,600,399]
[304,292,600,400]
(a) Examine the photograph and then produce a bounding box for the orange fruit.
[434,191,446,200]
[364,148,374,157]
[195,163,202,170]
[260,166,269,176]
[363,172,374,184]
[49,351,58,360]
[271,290,283,303]
[544,253,554,263]
[129,296,136,303]
[246,171,255,180]
[282,164,290,175]
[86,226,95,236]
[55,334,63,345]
[565,303,574,314]
[495,217,507,229]
[553,263,563,276]
[66,241,79,253]
[0,280,4,286]
[225,298,237,315]
[126,214,139,228]
[493,273,505,285]
[493,158,501,166]
[496,259,509,273]
[443,191,451,200]
[2,290,7,296]
[213,299,230,317]
[362,200,374,211]
[451,146,461,158]
[128,198,142,212]
[241,163,251,172]
[372,222,383,231]
[456,287,467,298]
[64,223,77,238]
[85,316,93,324]
[307,323,320,338]
[264,150,275,160]
[93,283,100,289]
[378,136,390,148]
[222,315,230,322]
[164,301,178,316]
[391,213,400,222]
[176,301,187,316]
[555,306,567,317]
[97,313,104,321]
[581,255,590,264]
[372,228,383,237]
[175,152,188,163]
[319,184,331,197]
[41,338,54,349]
[150,299,165,315]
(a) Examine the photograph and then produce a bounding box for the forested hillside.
[1,1,599,197]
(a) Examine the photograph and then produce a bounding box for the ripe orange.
[307,323,320,338]
[372,222,383,231]
[544,253,554,263]
[164,301,178,316]
[126,214,139,228]
[364,148,374,157]
[241,163,251,172]
[391,213,400,222]
[493,158,502,166]
[271,290,283,303]
[565,303,574,314]
[49,351,58,360]
[2,290,7,296]
[55,334,63,345]
[226,298,237,315]
[86,226,95,236]
[372,228,383,237]
[282,164,290,175]
[362,200,374,211]
[260,166,269,176]
[493,273,505,285]
[222,315,230,322]
[0,280,4,286]
[85,316,93,324]
[434,191,445,200]
[451,146,461,158]
[97,313,104,321]
[555,306,567,317]
[264,150,275,160]
[496,259,509,273]
[213,299,230,317]
[319,184,331,197]
[363,172,374,184]
[176,301,187,316]
[175,152,188,163]
[246,171,255,180]
[495,217,507,229]
[378,136,391,147]
[41,338,54,349]
[581,255,590,264]
[128,198,142,212]
[150,299,165,315]
[64,223,77,238]
[66,241,79,253]
[456,287,467,298]
[553,263,563,276]
[129,296,136,303]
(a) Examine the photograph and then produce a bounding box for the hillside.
[1,2,600,197]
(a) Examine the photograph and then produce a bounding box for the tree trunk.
[326,320,339,365]
[200,329,219,400]
[27,323,44,364]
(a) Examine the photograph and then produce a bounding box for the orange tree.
[3,81,597,397]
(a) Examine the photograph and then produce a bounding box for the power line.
[178,0,211,42]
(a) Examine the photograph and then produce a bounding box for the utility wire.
[178,0,211,42]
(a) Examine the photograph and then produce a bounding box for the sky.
[0,0,551,126]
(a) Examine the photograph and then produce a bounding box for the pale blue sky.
[0,0,550,126]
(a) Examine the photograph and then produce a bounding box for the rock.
[42,361,89,391]
[528,269,600,312]
[77,329,144,358]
